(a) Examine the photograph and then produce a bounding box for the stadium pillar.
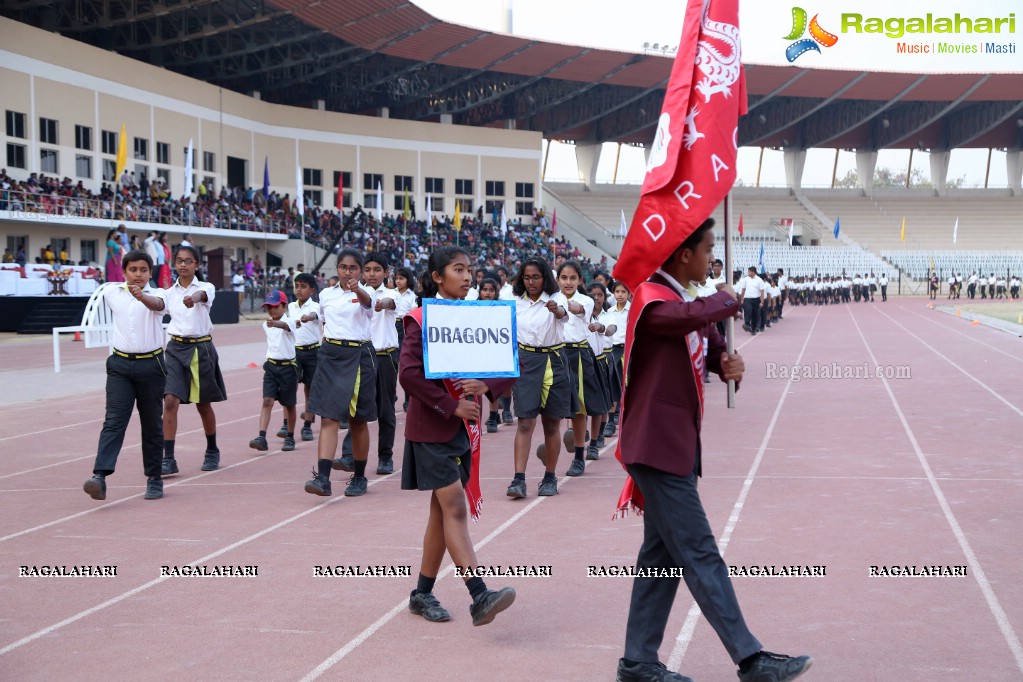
[783,148,806,192]
[1007,150,1023,195]
[575,142,601,189]
[856,150,878,192]
[929,150,950,195]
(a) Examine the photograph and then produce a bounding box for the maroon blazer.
[619,273,740,478]
[399,314,516,443]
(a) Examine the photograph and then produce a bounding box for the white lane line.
[873,306,1023,419]
[0,403,268,482]
[0,386,262,442]
[0,470,393,657]
[666,307,822,672]
[848,307,1023,674]
[902,306,1023,363]
[299,440,610,682]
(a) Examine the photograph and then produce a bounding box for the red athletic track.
[1,298,1021,681]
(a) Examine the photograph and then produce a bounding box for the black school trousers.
[93,352,165,478]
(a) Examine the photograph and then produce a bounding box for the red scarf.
[407,308,484,521]
[614,280,704,518]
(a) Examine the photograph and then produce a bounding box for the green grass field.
[956,302,1023,324]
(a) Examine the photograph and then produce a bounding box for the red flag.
[336,171,343,211]
[552,208,557,235]
[612,0,747,290]
[737,213,744,237]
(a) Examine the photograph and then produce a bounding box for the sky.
[413,0,1021,188]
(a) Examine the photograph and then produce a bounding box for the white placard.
[422,299,519,379]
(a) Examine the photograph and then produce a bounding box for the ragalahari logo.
[784,7,839,62]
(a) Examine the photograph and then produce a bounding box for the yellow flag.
[115,123,128,181]
[453,201,461,232]
[900,216,906,242]
[403,188,410,221]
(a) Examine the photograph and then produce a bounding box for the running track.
[0,298,1020,681]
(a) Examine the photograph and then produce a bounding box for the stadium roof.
[4,0,1022,150]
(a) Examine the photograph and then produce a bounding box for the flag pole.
[724,192,736,409]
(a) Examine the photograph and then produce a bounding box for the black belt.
[375,347,397,356]
[325,338,369,348]
[170,335,211,344]
[567,341,590,349]
[517,343,565,353]
[112,348,163,360]
[296,343,320,351]
[266,358,296,366]
[612,344,625,350]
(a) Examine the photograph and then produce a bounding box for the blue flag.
[833,216,840,239]
[758,242,765,275]
[262,157,270,201]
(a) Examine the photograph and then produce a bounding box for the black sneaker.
[83,475,106,500]
[304,472,332,496]
[249,436,268,452]
[144,477,163,500]
[537,477,558,496]
[596,433,606,448]
[603,421,617,437]
[506,478,527,499]
[615,659,694,682]
[486,418,498,433]
[470,587,516,626]
[562,428,575,454]
[276,423,288,439]
[301,425,314,441]
[161,457,179,476]
[376,457,394,475]
[201,449,220,471]
[344,474,368,497]
[408,590,450,622]
[402,400,409,413]
[333,454,354,471]
[737,651,813,682]
[565,459,585,477]
[502,409,514,425]
[586,444,600,460]
[282,437,296,452]
[535,443,547,466]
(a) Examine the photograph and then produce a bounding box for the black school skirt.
[401,427,471,491]
[512,344,575,420]
[563,342,610,416]
[163,337,227,404]
[307,340,377,423]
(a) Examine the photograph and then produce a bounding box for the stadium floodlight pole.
[724,192,736,409]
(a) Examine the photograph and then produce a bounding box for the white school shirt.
[996,278,1007,287]
[105,284,166,353]
[607,301,630,345]
[879,275,888,286]
[978,277,987,286]
[596,308,619,351]
[947,276,956,285]
[696,280,718,298]
[465,287,479,301]
[516,291,567,347]
[852,276,862,287]
[969,274,977,284]
[1012,278,1020,288]
[231,273,245,293]
[264,315,296,361]
[370,283,400,350]
[165,278,216,337]
[739,275,764,299]
[395,289,418,319]
[319,283,375,341]
[587,313,606,355]
[498,282,515,300]
[556,290,594,343]
[867,276,877,286]
[770,285,781,298]
[289,298,322,347]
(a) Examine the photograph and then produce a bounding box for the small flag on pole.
[619,209,628,237]
[552,208,557,235]
[183,138,194,197]
[787,221,794,246]
[833,216,840,239]
[758,242,765,275]
[453,201,461,232]
[376,181,383,221]
[262,157,270,201]
[952,216,959,245]
[403,188,410,221]
[900,216,906,242]
[115,123,128,183]
[737,213,744,238]
[336,171,343,210]
[425,194,432,232]
[295,164,304,215]
[500,202,508,234]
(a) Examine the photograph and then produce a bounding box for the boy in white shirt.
[288,272,322,441]
[250,290,298,453]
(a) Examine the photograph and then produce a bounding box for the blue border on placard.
[422,298,519,379]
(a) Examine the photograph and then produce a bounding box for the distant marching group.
[933,272,1021,301]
